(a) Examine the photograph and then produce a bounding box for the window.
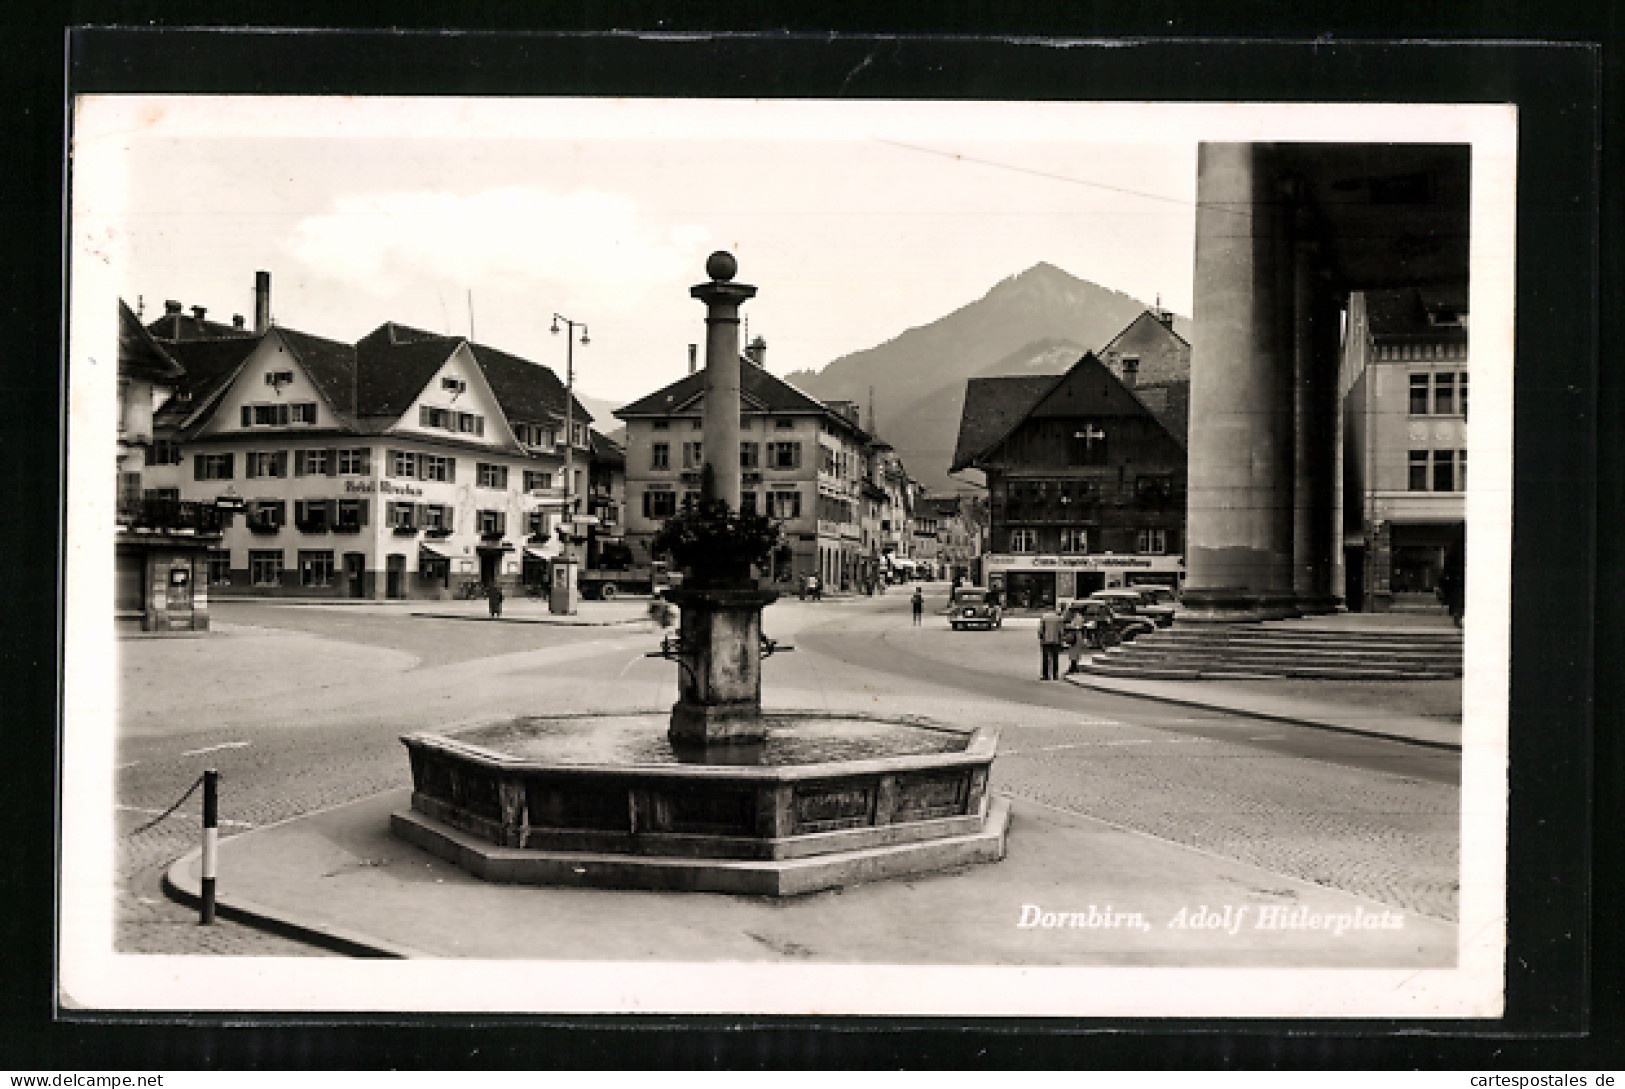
[1459,374,1469,419]
[1433,449,1456,492]
[1408,450,1429,491]
[150,439,181,465]
[389,501,417,531]
[207,550,231,585]
[1433,372,1456,416]
[457,412,484,436]
[335,498,368,531]
[291,402,317,425]
[691,419,703,431]
[246,500,285,533]
[1121,355,1140,381]
[420,454,452,483]
[523,470,554,493]
[740,492,758,515]
[740,442,759,470]
[245,451,287,479]
[249,550,283,587]
[1137,528,1168,555]
[295,448,332,477]
[294,499,331,533]
[390,450,417,478]
[477,509,507,537]
[420,405,451,430]
[421,504,452,533]
[442,376,465,393]
[1009,528,1037,553]
[1458,449,1467,491]
[682,442,703,469]
[650,443,670,471]
[1409,374,1431,415]
[476,462,508,489]
[337,448,370,475]
[265,370,294,387]
[572,422,587,447]
[767,490,802,520]
[768,441,801,470]
[643,490,677,519]
[193,453,234,480]
[527,509,552,537]
[299,550,336,587]
[246,403,291,427]
[652,420,670,431]
[1059,527,1090,553]
[774,418,794,430]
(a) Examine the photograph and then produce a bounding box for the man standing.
[1038,603,1066,680]
[486,580,504,619]
[911,586,924,626]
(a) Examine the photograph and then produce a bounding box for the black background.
[3,4,1618,1072]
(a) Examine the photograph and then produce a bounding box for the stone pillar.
[1183,143,1298,620]
[1303,282,1345,612]
[690,251,755,512]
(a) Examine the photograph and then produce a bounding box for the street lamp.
[550,313,589,614]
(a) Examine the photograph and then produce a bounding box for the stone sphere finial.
[706,251,738,282]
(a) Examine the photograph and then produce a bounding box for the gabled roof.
[615,363,862,437]
[118,299,184,381]
[1363,288,1469,345]
[153,335,264,428]
[1103,309,1191,352]
[146,309,256,343]
[355,322,589,425]
[589,429,625,468]
[278,327,359,416]
[949,375,1057,473]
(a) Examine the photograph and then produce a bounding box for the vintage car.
[1081,591,1161,640]
[949,587,1003,630]
[1091,587,1175,629]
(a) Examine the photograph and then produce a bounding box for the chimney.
[164,300,182,315]
[191,305,208,323]
[232,314,245,329]
[745,335,767,367]
[687,343,697,375]
[254,270,272,333]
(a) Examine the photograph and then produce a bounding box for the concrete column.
[691,252,756,512]
[1305,283,1345,611]
[1183,143,1298,619]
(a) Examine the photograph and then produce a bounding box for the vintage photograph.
[61,95,1513,1017]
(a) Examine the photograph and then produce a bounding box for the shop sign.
[985,553,1182,571]
[345,480,425,498]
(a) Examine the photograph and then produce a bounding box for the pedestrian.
[486,581,504,619]
[911,586,924,626]
[1064,605,1088,674]
[1037,603,1066,680]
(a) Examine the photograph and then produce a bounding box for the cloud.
[284,186,710,302]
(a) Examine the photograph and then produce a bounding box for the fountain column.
[668,253,777,746]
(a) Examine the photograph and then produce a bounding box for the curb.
[408,612,652,627]
[1062,674,1462,752]
[162,845,418,959]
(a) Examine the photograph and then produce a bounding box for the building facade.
[1340,288,1468,613]
[143,283,595,600]
[615,356,876,588]
[952,351,1188,609]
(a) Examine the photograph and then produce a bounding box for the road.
[108,588,1459,953]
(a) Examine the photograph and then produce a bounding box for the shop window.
[1408,451,1429,492]
[299,550,336,587]
[249,550,284,586]
[651,443,670,471]
[643,490,677,519]
[1010,528,1037,553]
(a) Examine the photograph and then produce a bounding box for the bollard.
[200,768,218,925]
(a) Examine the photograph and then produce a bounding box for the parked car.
[1082,591,1160,640]
[949,587,1003,630]
[1103,585,1178,627]
[1061,598,1131,650]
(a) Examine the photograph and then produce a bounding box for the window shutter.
[358,499,370,526]
[325,499,338,522]
[441,505,454,532]
[273,500,287,525]
[194,457,205,481]
[326,449,338,477]
[642,491,651,518]
[475,417,484,437]
[416,453,427,480]
[222,453,234,479]
[495,511,506,535]
[277,403,290,426]
[246,454,259,479]
[241,405,252,428]
[359,449,371,475]
[415,503,427,529]
[294,450,306,477]
[295,499,307,524]
[276,451,289,477]
[446,456,456,482]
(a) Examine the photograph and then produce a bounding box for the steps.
[1082,619,1462,681]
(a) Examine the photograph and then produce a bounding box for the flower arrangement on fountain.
[650,465,782,584]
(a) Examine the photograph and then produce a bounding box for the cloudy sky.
[75,97,1212,406]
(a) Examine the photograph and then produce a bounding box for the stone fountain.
[391,254,1008,895]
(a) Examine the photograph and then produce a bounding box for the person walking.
[1038,603,1066,680]
[911,586,924,626]
[486,581,504,619]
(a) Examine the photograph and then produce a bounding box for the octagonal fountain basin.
[392,712,1009,896]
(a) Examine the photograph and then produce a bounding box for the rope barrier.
[125,773,205,836]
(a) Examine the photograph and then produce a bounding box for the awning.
[419,542,455,560]
[523,545,557,560]
[475,541,516,553]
